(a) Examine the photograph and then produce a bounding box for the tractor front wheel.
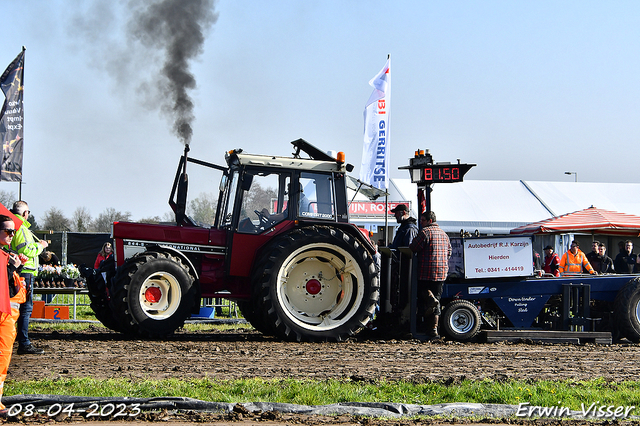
[110,252,196,337]
[80,263,128,333]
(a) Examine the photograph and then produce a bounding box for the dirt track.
[5,325,640,425]
[8,325,640,383]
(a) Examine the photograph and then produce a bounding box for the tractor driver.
[260,183,310,222]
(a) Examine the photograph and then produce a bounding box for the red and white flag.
[360,57,390,190]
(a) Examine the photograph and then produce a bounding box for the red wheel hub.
[305,279,322,295]
[145,287,162,303]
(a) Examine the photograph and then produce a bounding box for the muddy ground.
[9,325,640,383]
[5,325,640,424]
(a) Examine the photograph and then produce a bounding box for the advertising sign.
[463,236,534,279]
[349,201,410,216]
[493,295,551,327]
[448,237,464,278]
[360,57,390,190]
[281,200,412,217]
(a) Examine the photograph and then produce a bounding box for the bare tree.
[138,216,162,224]
[27,214,39,231]
[161,211,175,223]
[188,192,217,226]
[93,208,132,232]
[41,207,71,231]
[71,207,93,232]
[241,182,277,218]
[0,190,16,208]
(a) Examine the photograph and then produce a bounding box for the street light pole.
[564,171,577,182]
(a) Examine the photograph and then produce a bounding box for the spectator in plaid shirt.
[409,211,451,340]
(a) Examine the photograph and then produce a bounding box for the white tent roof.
[523,181,640,217]
[370,179,640,235]
[391,179,553,234]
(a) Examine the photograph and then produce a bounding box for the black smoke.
[71,0,218,146]
[128,0,217,145]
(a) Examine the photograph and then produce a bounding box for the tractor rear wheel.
[442,300,481,342]
[237,301,273,335]
[239,271,279,337]
[254,226,379,342]
[613,277,640,343]
[110,252,196,337]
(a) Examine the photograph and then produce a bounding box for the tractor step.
[485,330,612,345]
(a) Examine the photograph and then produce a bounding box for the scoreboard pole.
[424,185,431,214]
[399,149,475,339]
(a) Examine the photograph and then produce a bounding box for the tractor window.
[299,172,335,220]
[220,171,240,229]
[237,172,290,234]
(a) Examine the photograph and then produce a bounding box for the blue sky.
[2,0,640,221]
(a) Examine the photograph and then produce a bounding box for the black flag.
[0,48,25,182]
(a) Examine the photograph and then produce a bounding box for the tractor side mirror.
[219,174,228,192]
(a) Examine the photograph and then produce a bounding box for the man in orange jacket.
[559,240,596,276]
[0,214,26,414]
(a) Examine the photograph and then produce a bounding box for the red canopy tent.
[510,207,640,237]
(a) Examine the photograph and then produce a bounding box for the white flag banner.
[360,57,390,190]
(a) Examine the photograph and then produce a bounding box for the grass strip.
[5,377,640,412]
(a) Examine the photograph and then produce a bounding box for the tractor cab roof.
[225,138,388,201]
[226,138,351,173]
[227,151,348,173]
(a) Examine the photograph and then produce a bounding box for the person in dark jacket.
[385,204,419,314]
[614,240,636,274]
[388,204,418,249]
[586,241,601,272]
[39,251,59,266]
[533,250,542,273]
[597,243,615,274]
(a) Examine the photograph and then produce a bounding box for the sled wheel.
[254,226,379,342]
[442,300,481,342]
[613,277,640,343]
[110,252,196,337]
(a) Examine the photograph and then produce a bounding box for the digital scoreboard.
[399,150,475,185]
[421,164,474,183]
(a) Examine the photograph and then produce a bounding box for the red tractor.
[84,139,382,342]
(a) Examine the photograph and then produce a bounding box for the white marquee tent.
[350,179,640,236]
